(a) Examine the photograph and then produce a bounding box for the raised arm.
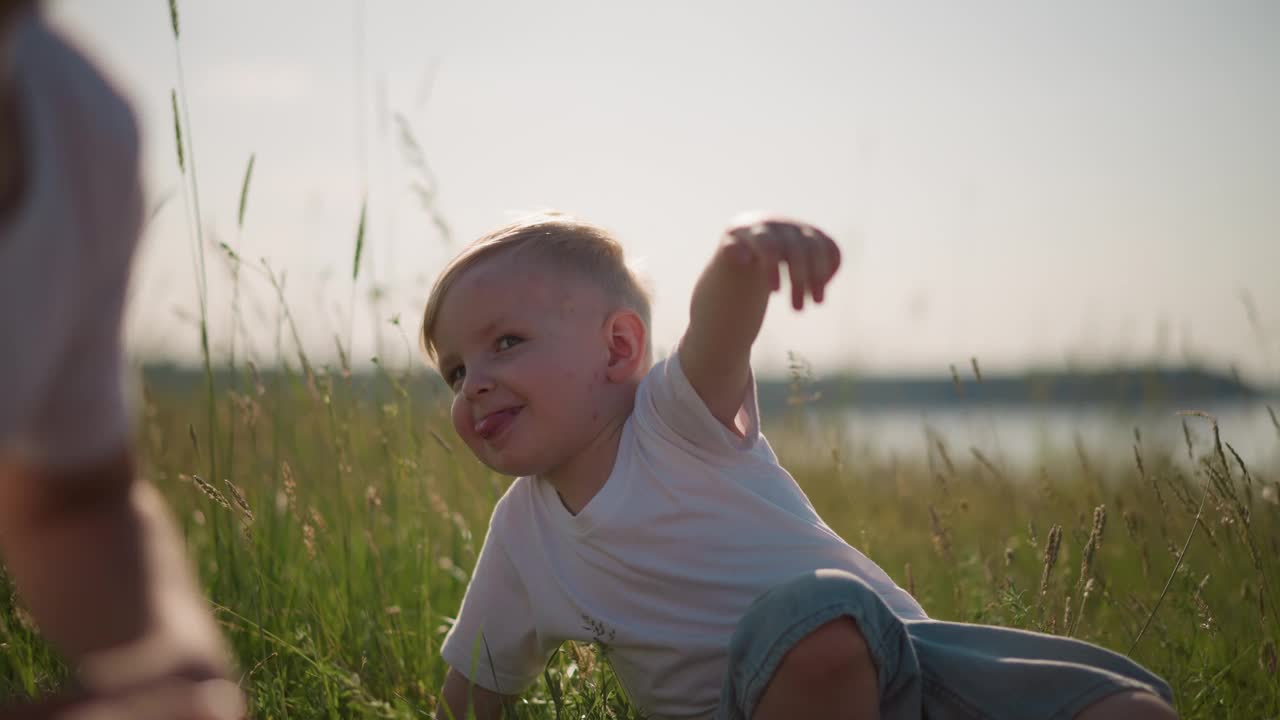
[0,452,243,719]
[678,215,841,433]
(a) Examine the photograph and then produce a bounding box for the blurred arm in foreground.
[0,3,241,718]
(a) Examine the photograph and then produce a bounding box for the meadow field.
[1,357,1278,718]
[3,3,1278,716]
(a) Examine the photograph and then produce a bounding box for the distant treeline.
[757,367,1269,411]
[140,363,1271,412]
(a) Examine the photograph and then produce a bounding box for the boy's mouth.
[475,406,522,440]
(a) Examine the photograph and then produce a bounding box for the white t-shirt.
[0,10,141,468]
[441,353,926,720]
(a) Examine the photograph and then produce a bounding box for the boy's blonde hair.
[420,212,651,365]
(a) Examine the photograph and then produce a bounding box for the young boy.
[421,213,1176,720]
[1,3,241,718]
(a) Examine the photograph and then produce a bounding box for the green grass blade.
[168,0,180,39]
[170,89,184,173]
[352,197,367,282]
[237,153,256,230]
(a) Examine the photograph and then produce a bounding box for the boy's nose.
[462,370,495,399]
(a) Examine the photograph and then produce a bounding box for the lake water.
[792,401,1279,470]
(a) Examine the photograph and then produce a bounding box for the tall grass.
[2,3,1278,717]
[3,362,1276,717]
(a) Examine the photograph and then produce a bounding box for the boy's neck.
[541,382,638,515]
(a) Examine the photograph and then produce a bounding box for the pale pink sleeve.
[440,501,548,695]
[0,12,141,468]
[635,352,762,457]
[25,191,140,468]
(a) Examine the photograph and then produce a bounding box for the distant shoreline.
[140,363,1276,411]
[755,367,1273,411]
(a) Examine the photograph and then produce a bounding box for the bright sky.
[49,0,1280,381]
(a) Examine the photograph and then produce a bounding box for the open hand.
[723,214,842,310]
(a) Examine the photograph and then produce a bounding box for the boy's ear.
[603,309,647,383]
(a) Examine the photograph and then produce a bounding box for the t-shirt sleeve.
[440,508,547,695]
[0,11,141,469]
[637,351,762,457]
[25,231,137,468]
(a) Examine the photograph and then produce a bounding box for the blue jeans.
[718,569,1173,719]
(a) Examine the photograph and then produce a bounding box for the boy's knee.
[775,618,876,686]
[1074,690,1178,720]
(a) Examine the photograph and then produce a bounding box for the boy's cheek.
[448,403,472,442]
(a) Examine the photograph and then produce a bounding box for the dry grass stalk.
[229,391,261,430]
[928,504,952,561]
[970,448,1005,483]
[309,506,327,532]
[224,478,254,522]
[281,461,299,517]
[1122,511,1151,579]
[190,474,231,511]
[1185,411,1236,486]
[1073,434,1096,483]
[1193,573,1214,632]
[1133,442,1166,511]
[1077,505,1106,592]
[428,430,453,454]
[1069,578,1096,637]
[302,523,316,560]
[1224,442,1253,494]
[1040,524,1063,597]
[930,432,956,478]
[1128,474,1212,656]
[571,642,598,675]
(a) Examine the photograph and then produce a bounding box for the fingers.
[782,226,812,310]
[726,224,782,291]
[726,217,841,309]
[802,224,841,303]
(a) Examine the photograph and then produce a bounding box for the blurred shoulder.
[13,9,139,160]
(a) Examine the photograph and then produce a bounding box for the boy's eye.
[495,335,523,352]
[446,366,466,388]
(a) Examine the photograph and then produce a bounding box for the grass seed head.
[224,478,254,521]
[191,474,231,511]
[302,523,317,560]
[281,461,298,516]
[1040,524,1063,596]
[928,504,952,561]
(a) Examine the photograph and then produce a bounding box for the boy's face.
[433,254,615,477]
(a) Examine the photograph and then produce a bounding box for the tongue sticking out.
[475,408,520,439]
